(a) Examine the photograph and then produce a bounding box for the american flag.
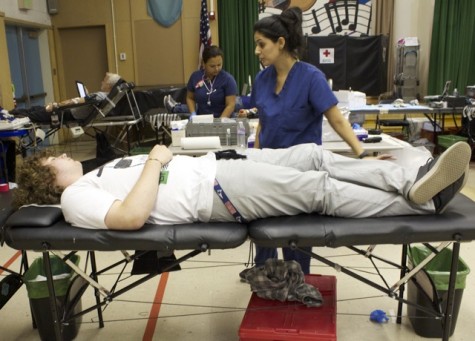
[199,0,212,67]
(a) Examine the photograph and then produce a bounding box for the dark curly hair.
[13,150,64,208]
[253,7,304,58]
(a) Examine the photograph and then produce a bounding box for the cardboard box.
[334,90,367,109]
[407,117,430,141]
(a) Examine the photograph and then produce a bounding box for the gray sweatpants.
[210,143,434,222]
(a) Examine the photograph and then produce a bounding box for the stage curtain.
[372,0,395,95]
[217,0,260,94]
[428,0,475,95]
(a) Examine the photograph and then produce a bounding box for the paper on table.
[190,114,214,123]
[181,136,221,150]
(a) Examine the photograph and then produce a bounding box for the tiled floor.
[2,135,475,340]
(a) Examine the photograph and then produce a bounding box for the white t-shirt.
[61,153,216,229]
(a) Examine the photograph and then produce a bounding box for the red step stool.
[239,274,337,340]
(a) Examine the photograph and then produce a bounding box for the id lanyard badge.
[159,170,169,184]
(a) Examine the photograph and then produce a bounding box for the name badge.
[159,170,169,184]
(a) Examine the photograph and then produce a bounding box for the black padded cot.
[249,194,475,341]
[2,194,475,341]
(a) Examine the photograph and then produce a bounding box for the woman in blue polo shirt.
[167,45,238,118]
[247,7,370,275]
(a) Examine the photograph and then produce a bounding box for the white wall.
[393,0,435,97]
[38,29,54,104]
[1,0,438,101]
[0,0,51,26]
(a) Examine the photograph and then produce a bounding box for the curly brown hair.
[12,150,64,208]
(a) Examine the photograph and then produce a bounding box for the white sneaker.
[168,96,178,107]
[163,95,170,112]
[408,141,471,206]
[163,95,178,113]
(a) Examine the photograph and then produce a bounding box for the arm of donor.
[45,97,85,112]
[104,145,173,230]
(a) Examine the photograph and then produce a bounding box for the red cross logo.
[323,49,331,57]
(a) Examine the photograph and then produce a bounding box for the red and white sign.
[320,48,334,64]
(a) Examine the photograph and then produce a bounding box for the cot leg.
[442,241,460,341]
[19,252,38,330]
[21,251,39,330]
[20,250,29,271]
[89,251,105,328]
[43,251,63,341]
[396,244,408,324]
[126,128,131,154]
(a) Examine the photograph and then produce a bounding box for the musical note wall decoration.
[260,0,373,37]
[310,9,322,34]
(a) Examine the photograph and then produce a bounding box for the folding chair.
[86,82,144,154]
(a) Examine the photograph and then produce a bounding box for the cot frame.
[3,194,475,341]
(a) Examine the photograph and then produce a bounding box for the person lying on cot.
[13,142,471,230]
[10,72,122,123]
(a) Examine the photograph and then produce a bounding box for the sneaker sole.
[438,164,470,214]
[409,142,471,204]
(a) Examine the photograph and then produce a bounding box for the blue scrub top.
[187,70,238,117]
[251,61,338,148]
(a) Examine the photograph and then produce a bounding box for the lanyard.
[213,178,247,224]
[202,74,217,105]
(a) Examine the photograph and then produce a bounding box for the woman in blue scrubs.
[248,7,371,275]
[167,45,238,118]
